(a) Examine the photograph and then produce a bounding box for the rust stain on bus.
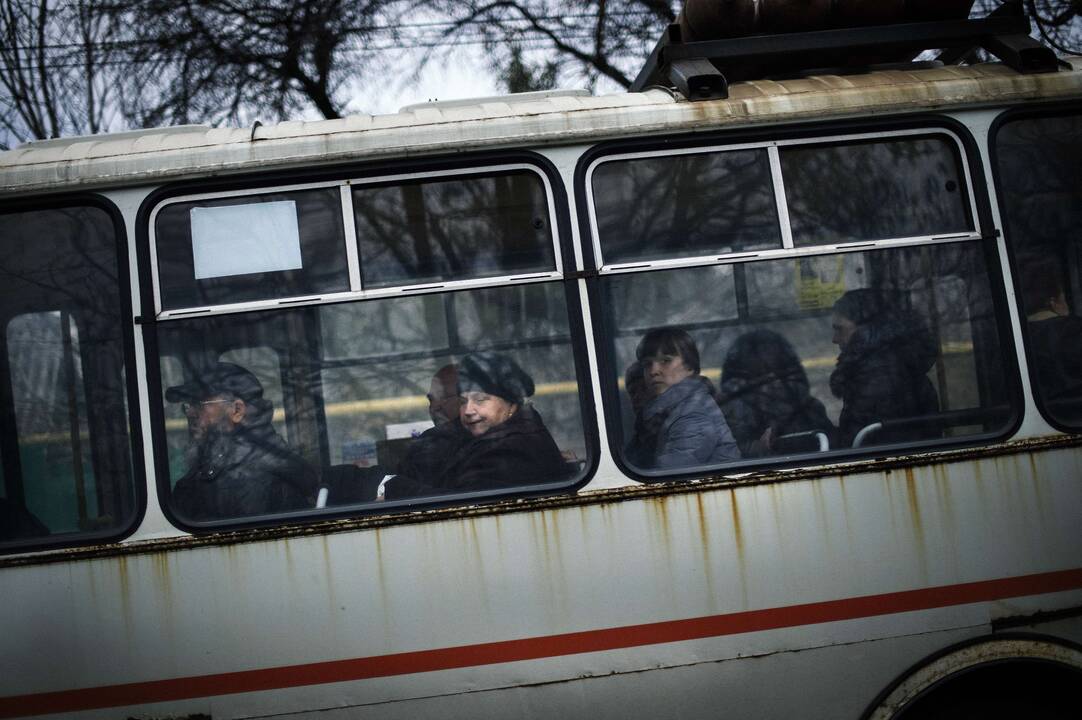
[903,467,923,537]
[728,490,744,559]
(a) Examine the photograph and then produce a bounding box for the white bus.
[1,10,1080,720]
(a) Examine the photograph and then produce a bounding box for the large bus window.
[0,205,137,547]
[994,110,1082,428]
[780,135,974,247]
[353,170,557,287]
[590,148,781,265]
[602,244,1012,476]
[154,187,349,311]
[588,130,1012,478]
[156,282,586,525]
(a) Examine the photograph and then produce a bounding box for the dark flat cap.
[165,362,264,403]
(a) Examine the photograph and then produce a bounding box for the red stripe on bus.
[3,567,1081,718]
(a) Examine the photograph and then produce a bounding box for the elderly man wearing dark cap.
[382,352,569,500]
[166,362,317,521]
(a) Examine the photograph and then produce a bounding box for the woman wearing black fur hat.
[383,352,570,500]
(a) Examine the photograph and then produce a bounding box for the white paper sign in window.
[191,201,304,280]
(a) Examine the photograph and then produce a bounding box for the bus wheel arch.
[863,633,1082,720]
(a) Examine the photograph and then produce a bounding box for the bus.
[0,7,1080,720]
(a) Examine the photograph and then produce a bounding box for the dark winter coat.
[384,406,570,499]
[626,375,740,471]
[830,310,940,448]
[1027,315,1082,417]
[720,374,834,456]
[172,425,317,521]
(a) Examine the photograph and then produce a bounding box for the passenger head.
[636,327,699,397]
[166,362,266,441]
[623,360,651,412]
[832,289,887,350]
[427,364,460,425]
[723,328,807,386]
[1021,256,1070,318]
[457,352,535,437]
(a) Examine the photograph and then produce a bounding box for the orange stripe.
[3,568,1081,718]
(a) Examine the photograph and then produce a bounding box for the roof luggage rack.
[631,0,1062,101]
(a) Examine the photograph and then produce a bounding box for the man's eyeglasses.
[181,398,232,414]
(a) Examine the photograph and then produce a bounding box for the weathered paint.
[2,440,1080,719]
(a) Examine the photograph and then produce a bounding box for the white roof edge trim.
[2,59,1081,196]
[398,88,591,113]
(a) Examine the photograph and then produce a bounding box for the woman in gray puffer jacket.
[626,328,740,472]
[830,290,940,448]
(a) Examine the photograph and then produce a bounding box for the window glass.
[995,112,1082,427]
[353,171,556,287]
[591,149,781,264]
[600,243,1013,477]
[0,206,136,546]
[781,136,973,246]
[155,187,349,311]
[155,282,586,524]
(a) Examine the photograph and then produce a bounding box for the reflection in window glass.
[354,171,556,287]
[155,188,349,311]
[0,206,136,545]
[995,112,1082,427]
[781,136,973,246]
[8,313,95,533]
[591,149,781,264]
[602,244,1013,476]
[155,283,586,523]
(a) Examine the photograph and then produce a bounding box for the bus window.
[590,147,781,265]
[353,170,556,287]
[589,130,1013,478]
[154,186,349,312]
[0,205,137,547]
[994,110,1082,429]
[603,244,1013,475]
[157,284,586,524]
[780,135,974,247]
[150,165,587,527]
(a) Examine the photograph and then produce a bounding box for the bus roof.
[2,58,1080,196]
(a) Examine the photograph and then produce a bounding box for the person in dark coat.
[626,327,740,471]
[720,328,835,456]
[829,290,940,447]
[1021,257,1082,420]
[167,362,318,521]
[383,352,570,499]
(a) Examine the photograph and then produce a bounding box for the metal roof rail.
[631,0,1061,101]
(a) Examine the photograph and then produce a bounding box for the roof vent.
[398,88,590,113]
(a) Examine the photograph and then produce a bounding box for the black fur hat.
[458,352,535,405]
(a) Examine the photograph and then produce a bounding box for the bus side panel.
[1,443,1080,719]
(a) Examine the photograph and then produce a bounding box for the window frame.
[577,116,1022,482]
[0,194,145,555]
[148,163,565,320]
[988,100,1082,435]
[584,127,983,275]
[137,151,599,532]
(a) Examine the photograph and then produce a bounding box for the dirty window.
[353,170,556,287]
[600,243,1014,478]
[591,148,782,265]
[780,135,974,247]
[155,187,349,311]
[995,111,1082,429]
[0,205,137,549]
[154,282,588,526]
